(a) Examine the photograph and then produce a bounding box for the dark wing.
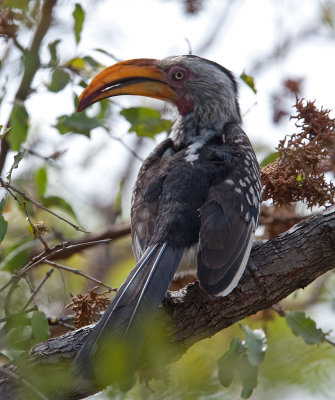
[197,124,261,296]
[131,138,175,261]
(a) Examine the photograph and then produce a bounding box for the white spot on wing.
[185,154,199,162]
[133,233,143,263]
[185,140,205,162]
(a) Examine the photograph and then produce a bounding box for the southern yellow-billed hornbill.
[73,55,261,389]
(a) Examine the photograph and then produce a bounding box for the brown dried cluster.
[0,9,19,39]
[184,0,204,14]
[68,289,111,328]
[261,99,335,208]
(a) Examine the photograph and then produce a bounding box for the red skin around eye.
[166,66,195,115]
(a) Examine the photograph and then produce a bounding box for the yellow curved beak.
[77,58,177,112]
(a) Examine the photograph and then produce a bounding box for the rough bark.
[1,206,335,399]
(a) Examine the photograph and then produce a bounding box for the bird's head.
[78,55,241,127]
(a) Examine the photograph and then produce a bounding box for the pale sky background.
[1,2,335,398]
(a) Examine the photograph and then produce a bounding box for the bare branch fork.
[0,206,334,399]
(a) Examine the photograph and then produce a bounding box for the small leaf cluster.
[1,310,50,361]
[218,326,267,398]
[0,270,50,360]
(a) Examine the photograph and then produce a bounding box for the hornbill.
[72,55,261,389]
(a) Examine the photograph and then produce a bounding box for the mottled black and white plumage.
[73,55,261,388]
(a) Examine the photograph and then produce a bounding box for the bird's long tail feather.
[72,243,183,389]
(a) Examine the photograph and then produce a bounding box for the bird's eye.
[173,70,185,80]
[167,66,190,83]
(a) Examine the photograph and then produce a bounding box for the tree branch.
[1,206,335,399]
[46,223,131,260]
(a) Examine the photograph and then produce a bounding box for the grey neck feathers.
[172,99,242,147]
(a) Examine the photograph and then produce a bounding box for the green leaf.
[43,196,77,221]
[8,103,29,150]
[1,240,35,272]
[73,3,85,44]
[120,107,172,138]
[48,69,70,93]
[95,99,111,120]
[286,311,325,345]
[66,56,102,75]
[240,72,257,94]
[218,337,244,387]
[66,57,86,72]
[218,331,263,398]
[31,311,50,345]
[0,348,26,361]
[260,151,279,167]
[0,216,7,244]
[48,39,61,66]
[6,151,24,181]
[94,48,119,61]
[35,167,47,198]
[82,56,100,69]
[0,195,8,244]
[3,0,28,10]
[0,196,7,214]
[244,326,267,366]
[55,112,100,137]
[239,355,258,399]
[4,325,32,351]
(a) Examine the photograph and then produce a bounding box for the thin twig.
[0,177,88,233]
[31,223,131,261]
[12,36,25,53]
[195,0,236,55]
[324,337,335,347]
[23,201,50,250]
[111,135,144,162]
[249,25,319,75]
[22,268,54,311]
[0,239,113,293]
[271,303,286,317]
[47,315,75,330]
[44,260,116,291]
[0,366,50,400]
[0,306,38,323]
[22,147,66,162]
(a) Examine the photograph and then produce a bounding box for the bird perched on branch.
[73,55,261,389]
